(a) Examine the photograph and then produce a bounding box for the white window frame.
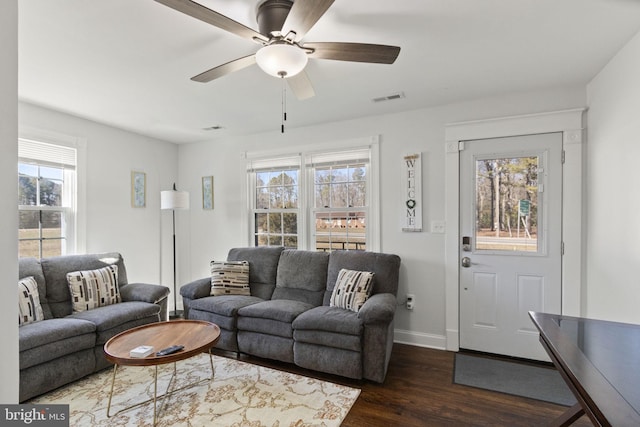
[243,136,380,251]
[247,155,302,248]
[18,128,87,256]
[307,148,371,252]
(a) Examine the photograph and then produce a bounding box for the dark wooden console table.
[529,312,640,426]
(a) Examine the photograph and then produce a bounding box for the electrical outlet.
[406,294,415,310]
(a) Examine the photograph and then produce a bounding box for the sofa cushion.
[272,250,329,306]
[67,265,121,312]
[19,319,97,370]
[293,305,363,335]
[190,294,263,317]
[324,250,401,304]
[210,260,250,296]
[19,317,96,352]
[227,246,284,300]
[18,276,45,326]
[189,295,263,330]
[238,299,313,323]
[41,252,128,318]
[67,301,160,344]
[238,300,314,338]
[330,269,374,312]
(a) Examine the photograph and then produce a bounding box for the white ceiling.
[18,0,640,143]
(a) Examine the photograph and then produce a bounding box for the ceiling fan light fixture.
[255,43,308,78]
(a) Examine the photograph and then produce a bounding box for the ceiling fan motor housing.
[257,0,293,37]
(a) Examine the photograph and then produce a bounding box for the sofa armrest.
[357,293,397,324]
[179,277,211,300]
[120,282,170,304]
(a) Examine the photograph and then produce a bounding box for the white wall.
[0,0,19,404]
[586,30,640,323]
[18,103,181,307]
[179,86,586,347]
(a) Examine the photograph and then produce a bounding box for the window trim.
[242,135,380,251]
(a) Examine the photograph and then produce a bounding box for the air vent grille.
[372,92,405,103]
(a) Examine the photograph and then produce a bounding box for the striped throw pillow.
[210,260,250,296]
[330,269,375,313]
[18,276,45,326]
[66,265,120,312]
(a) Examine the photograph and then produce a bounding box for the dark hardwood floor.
[215,343,593,427]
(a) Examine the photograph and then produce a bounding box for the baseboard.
[394,328,446,350]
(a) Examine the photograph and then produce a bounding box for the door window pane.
[475,156,538,252]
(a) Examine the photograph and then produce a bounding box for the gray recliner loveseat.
[180,247,401,383]
[18,252,170,402]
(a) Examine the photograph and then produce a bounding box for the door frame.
[444,108,585,352]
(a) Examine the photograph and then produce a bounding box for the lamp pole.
[170,206,181,319]
[161,183,189,320]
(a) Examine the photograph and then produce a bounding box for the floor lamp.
[161,183,190,319]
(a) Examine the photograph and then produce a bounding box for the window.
[474,155,539,252]
[18,139,77,258]
[250,156,300,248]
[310,150,369,252]
[247,141,378,252]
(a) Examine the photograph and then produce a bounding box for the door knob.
[461,257,471,268]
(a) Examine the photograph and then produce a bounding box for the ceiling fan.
[154,0,401,100]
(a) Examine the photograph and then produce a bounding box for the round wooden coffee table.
[104,320,220,425]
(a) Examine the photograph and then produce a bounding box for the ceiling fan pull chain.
[281,73,287,133]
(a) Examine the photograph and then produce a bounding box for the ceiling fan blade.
[280,0,335,41]
[287,70,315,100]
[305,42,400,64]
[155,0,268,44]
[191,54,256,83]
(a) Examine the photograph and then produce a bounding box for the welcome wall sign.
[403,153,422,232]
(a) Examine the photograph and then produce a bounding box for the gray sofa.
[18,252,170,402]
[180,247,401,383]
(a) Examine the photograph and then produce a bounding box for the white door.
[459,133,562,361]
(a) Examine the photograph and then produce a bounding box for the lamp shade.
[255,43,308,78]
[161,190,190,210]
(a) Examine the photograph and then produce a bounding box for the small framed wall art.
[131,171,146,208]
[202,176,214,210]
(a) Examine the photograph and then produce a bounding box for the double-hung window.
[247,140,378,252]
[250,156,301,248]
[309,149,369,251]
[18,139,77,258]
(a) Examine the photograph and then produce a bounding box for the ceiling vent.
[372,92,405,103]
[202,125,224,131]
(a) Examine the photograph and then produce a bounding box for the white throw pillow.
[18,276,45,326]
[330,269,375,313]
[67,265,120,312]
[210,260,250,296]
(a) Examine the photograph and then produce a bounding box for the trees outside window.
[254,169,299,248]
[475,156,539,251]
[248,145,375,252]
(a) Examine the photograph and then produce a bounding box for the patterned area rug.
[30,354,360,426]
